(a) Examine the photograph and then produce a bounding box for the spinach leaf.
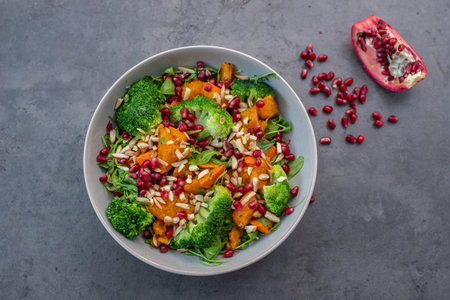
[264,115,291,139]
[162,67,175,75]
[249,72,279,83]
[189,150,224,165]
[256,139,275,154]
[287,156,304,179]
[106,169,138,197]
[235,231,259,250]
[160,77,175,95]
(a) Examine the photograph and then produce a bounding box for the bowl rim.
[83,45,317,276]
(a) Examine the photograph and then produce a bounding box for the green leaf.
[256,139,275,154]
[287,156,304,179]
[258,217,268,227]
[160,137,166,145]
[162,67,175,75]
[189,150,223,165]
[160,77,175,95]
[235,231,259,250]
[264,115,291,139]
[249,72,279,83]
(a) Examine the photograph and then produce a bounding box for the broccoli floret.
[107,195,153,239]
[231,79,275,101]
[262,165,291,216]
[173,185,232,249]
[169,96,233,140]
[116,77,165,135]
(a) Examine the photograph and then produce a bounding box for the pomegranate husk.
[351,14,427,91]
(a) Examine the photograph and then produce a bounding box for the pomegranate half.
[351,14,427,91]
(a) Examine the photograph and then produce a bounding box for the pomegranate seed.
[139,187,147,197]
[357,134,364,143]
[353,87,361,98]
[223,79,233,88]
[167,96,180,103]
[119,158,128,165]
[351,114,358,124]
[161,190,169,199]
[129,164,140,173]
[326,72,335,81]
[388,115,399,123]
[160,245,170,253]
[226,183,237,193]
[196,61,203,69]
[224,140,234,150]
[318,82,325,91]
[175,186,183,196]
[176,211,187,219]
[275,132,282,143]
[285,153,295,161]
[398,44,405,52]
[310,196,315,204]
[253,149,262,158]
[180,108,189,119]
[233,201,243,211]
[361,85,368,94]
[177,177,185,187]
[195,124,204,131]
[232,113,242,122]
[187,113,197,122]
[372,112,382,120]
[233,149,243,159]
[99,147,109,156]
[99,175,108,182]
[374,120,384,128]
[255,131,264,139]
[224,149,234,158]
[323,86,331,97]
[258,204,267,214]
[312,76,319,85]
[310,87,321,95]
[187,122,195,130]
[341,116,348,128]
[281,164,290,174]
[290,186,299,196]
[339,84,347,92]
[284,207,294,215]
[332,77,342,88]
[150,158,159,170]
[349,102,356,109]
[122,131,131,140]
[204,84,212,91]
[346,134,357,143]
[173,77,182,86]
[317,54,328,62]
[305,59,314,68]
[308,107,318,116]
[318,72,327,80]
[205,69,212,79]
[320,137,332,145]
[228,97,240,109]
[151,172,161,181]
[209,78,217,85]
[359,94,366,104]
[141,160,151,169]
[106,121,112,133]
[161,107,170,116]
[237,160,245,172]
[159,176,167,186]
[336,98,348,105]
[244,183,253,194]
[165,227,173,239]
[178,121,187,132]
[322,105,333,114]
[300,51,308,59]
[143,230,151,239]
[306,43,313,52]
[308,52,316,60]
[343,77,354,86]
[255,100,265,108]
[346,108,356,115]
[327,119,336,130]
[197,139,209,147]
[248,200,258,209]
[162,119,170,127]
[301,69,308,79]
[136,178,145,188]
[223,250,234,258]
[175,86,182,97]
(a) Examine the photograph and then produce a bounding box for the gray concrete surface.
[1,0,449,299]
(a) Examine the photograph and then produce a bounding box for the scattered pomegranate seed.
[106,121,112,133]
[285,153,295,161]
[196,61,204,69]
[323,105,333,113]
[119,158,128,165]
[237,160,246,172]
[310,87,321,95]
[323,86,332,97]
[139,187,147,197]
[187,113,197,122]
[161,107,170,116]
[173,77,182,86]
[317,54,328,62]
[143,230,151,239]
[300,69,308,79]
[346,108,356,115]
[374,120,384,128]
[372,112,382,120]
[233,201,243,211]
[359,94,366,103]
[388,115,399,123]
[351,114,358,124]
[309,196,315,204]
[122,131,131,140]
[255,130,264,139]
[175,86,182,97]
[300,51,308,59]
[178,121,187,132]
[223,250,234,258]
[357,134,365,143]
[306,43,313,52]
[174,186,183,196]
[341,116,349,128]
[308,107,318,116]
[177,177,185,187]
[349,102,357,109]
[258,204,267,214]
[284,207,294,215]
[312,76,319,85]
[308,52,316,60]
[161,190,169,199]
[197,139,209,148]
[248,200,258,209]
[318,82,325,90]
[332,77,342,88]
[136,178,145,188]
[326,72,335,81]
[282,164,290,173]
[344,77,354,86]
[176,211,187,219]
[255,100,265,108]
[252,149,262,158]
[226,183,237,193]
[318,72,327,80]
[180,108,189,119]
[228,97,240,109]
[255,159,262,167]
[99,147,109,156]
[290,186,299,196]
[204,84,212,91]
[327,119,336,130]
[305,59,314,68]
[99,175,108,182]
[339,84,348,93]
[346,134,357,143]
[320,137,332,145]
[336,98,348,105]
[244,183,254,194]
[160,245,170,253]
[129,164,140,173]
[150,158,159,170]
[165,227,173,239]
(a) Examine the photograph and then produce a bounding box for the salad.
[96,61,304,265]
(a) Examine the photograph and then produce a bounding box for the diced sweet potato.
[199,164,226,188]
[257,95,279,119]
[219,62,234,81]
[183,178,204,194]
[226,227,243,250]
[181,80,221,101]
[232,192,258,228]
[250,218,273,234]
[242,159,270,190]
[157,125,188,174]
[241,106,259,133]
[266,146,277,162]
[136,149,156,166]
[152,220,171,246]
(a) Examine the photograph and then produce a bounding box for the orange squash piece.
[152,220,171,246]
[256,95,279,120]
[250,218,273,234]
[242,159,270,190]
[226,227,243,250]
[219,62,234,81]
[183,177,204,194]
[136,149,156,166]
[181,80,221,101]
[232,192,258,228]
[199,164,226,188]
[240,106,260,134]
[266,146,277,162]
[157,125,188,174]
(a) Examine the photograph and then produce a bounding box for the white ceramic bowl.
[83,46,317,275]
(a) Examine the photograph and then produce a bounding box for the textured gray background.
[1,0,449,299]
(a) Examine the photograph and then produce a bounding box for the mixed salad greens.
[96,61,304,265]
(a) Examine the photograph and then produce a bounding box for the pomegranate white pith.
[351,15,427,91]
